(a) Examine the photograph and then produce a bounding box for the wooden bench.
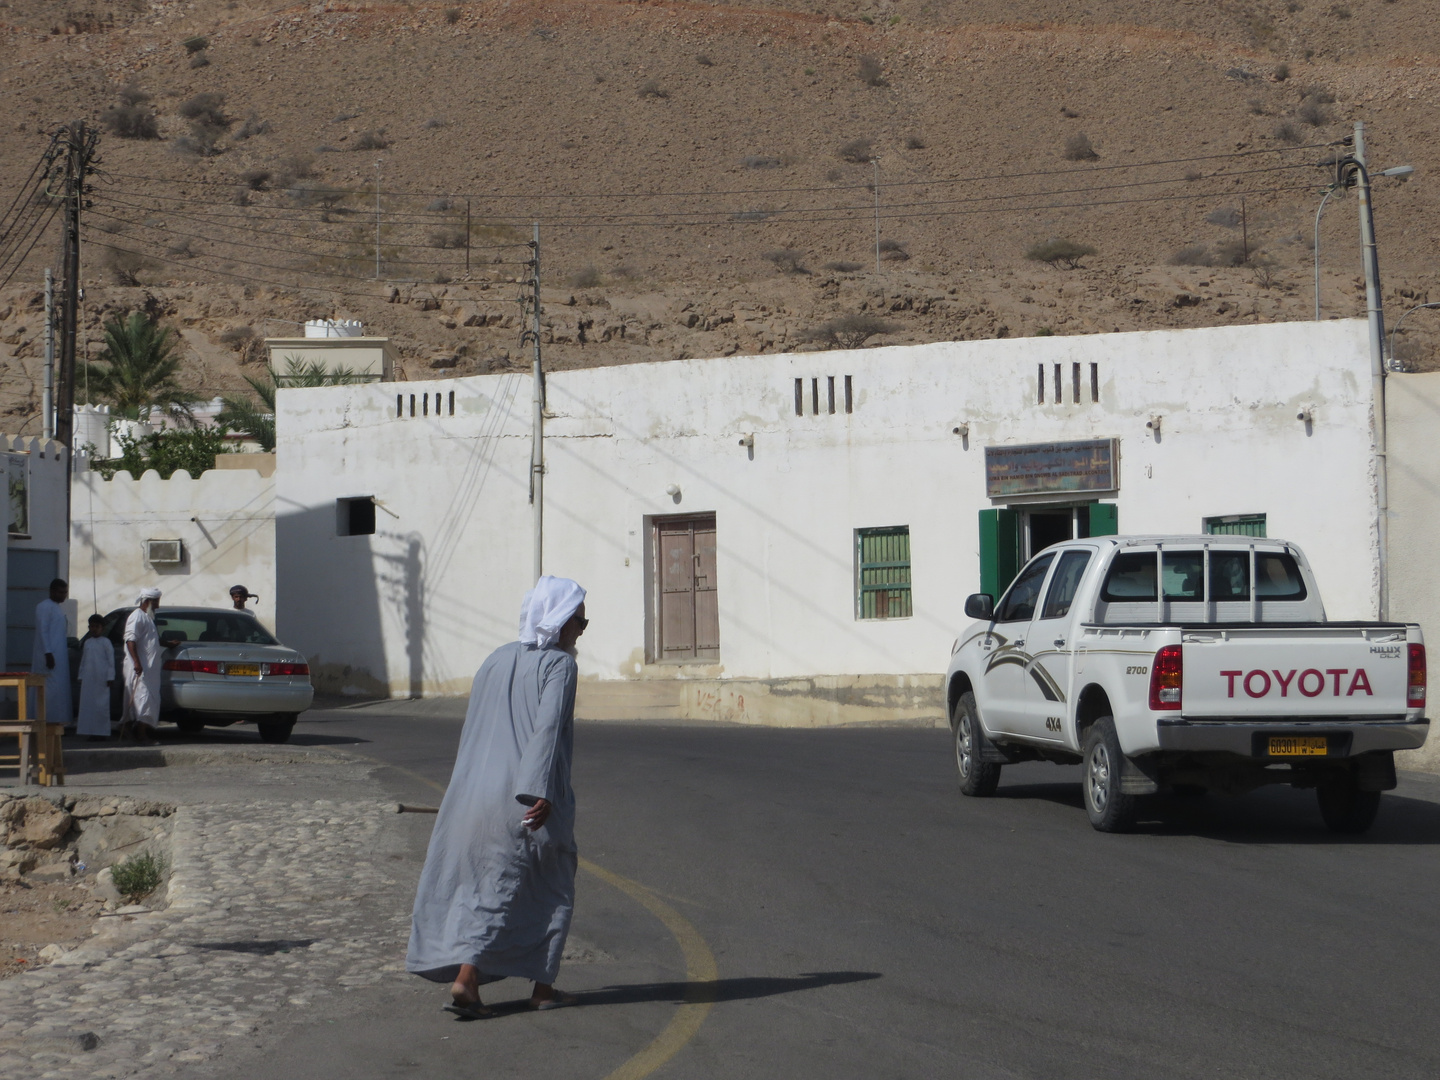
[0,673,61,786]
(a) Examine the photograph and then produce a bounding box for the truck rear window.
[1101,549,1307,604]
[1101,552,1157,602]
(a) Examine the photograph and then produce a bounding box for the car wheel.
[1317,773,1381,834]
[256,715,296,744]
[174,713,205,735]
[1082,717,1138,833]
[953,691,1001,797]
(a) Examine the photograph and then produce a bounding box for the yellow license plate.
[226,664,261,677]
[1268,736,1328,757]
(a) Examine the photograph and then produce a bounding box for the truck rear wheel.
[1316,773,1381,834]
[1083,717,1138,833]
[953,691,1001,797]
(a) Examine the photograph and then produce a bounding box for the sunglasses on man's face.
[574,617,589,632]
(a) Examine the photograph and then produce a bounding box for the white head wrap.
[136,587,162,604]
[518,576,586,649]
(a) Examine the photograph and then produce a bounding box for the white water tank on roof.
[73,403,111,458]
[304,319,363,339]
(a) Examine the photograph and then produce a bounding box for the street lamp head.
[1381,165,1415,178]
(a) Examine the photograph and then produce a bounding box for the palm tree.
[84,312,201,421]
[217,356,364,453]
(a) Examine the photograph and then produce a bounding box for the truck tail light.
[1408,644,1427,708]
[163,658,222,674]
[1149,645,1183,711]
[263,662,310,677]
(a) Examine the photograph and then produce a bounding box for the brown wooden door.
[655,514,719,661]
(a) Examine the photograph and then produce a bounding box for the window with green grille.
[857,526,913,619]
[1204,514,1267,538]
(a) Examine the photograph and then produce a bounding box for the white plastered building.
[270,319,1383,725]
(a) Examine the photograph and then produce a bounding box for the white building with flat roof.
[271,319,1383,726]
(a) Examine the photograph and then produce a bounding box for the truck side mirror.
[964,593,995,620]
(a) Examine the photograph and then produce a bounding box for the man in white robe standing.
[407,576,588,1019]
[30,578,72,727]
[123,588,163,746]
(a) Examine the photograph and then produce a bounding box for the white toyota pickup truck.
[946,536,1428,833]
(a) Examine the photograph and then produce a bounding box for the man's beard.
[561,644,579,659]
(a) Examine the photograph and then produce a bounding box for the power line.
[95,141,1334,203]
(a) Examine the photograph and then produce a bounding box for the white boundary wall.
[275,320,1379,712]
[72,463,276,628]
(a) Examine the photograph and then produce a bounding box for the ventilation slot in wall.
[794,375,854,416]
[1037,361,1102,405]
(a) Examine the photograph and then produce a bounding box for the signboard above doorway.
[984,439,1119,499]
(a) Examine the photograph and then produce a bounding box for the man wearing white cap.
[407,575,588,1018]
[122,588,163,745]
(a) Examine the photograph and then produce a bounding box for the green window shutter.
[1204,514,1266,537]
[978,508,1020,599]
[1089,503,1119,537]
[857,526,913,619]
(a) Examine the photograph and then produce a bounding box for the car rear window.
[1256,552,1307,599]
[1101,549,1309,604]
[155,611,279,645]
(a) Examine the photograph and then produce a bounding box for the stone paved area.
[0,796,412,1079]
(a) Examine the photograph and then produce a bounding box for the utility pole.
[1352,121,1390,620]
[42,268,53,440]
[465,199,471,277]
[54,120,96,459]
[522,223,545,582]
[872,157,881,275]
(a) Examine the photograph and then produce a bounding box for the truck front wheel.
[953,691,1001,797]
[1316,773,1381,834]
[1083,717,1138,833]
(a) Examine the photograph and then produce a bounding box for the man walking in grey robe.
[407,576,588,1018]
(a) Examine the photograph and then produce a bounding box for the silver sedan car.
[102,607,314,743]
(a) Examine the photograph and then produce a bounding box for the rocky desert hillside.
[1,0,1438,429]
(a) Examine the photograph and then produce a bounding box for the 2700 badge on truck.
[945,536,1428,833]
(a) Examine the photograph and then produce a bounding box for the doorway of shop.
[978,503,1116,599]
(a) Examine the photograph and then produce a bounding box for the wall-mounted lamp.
[1296,405,1315,423]
[665,484,682,503]
[951,423,969,437]
[737,435,754,448]
[1146,415,1163,435]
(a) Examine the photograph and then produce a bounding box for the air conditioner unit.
[146,539,184,565]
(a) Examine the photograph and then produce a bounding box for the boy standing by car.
[76,614,114,740]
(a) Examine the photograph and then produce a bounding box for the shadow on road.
[992,776,1440,844]
[575,970,881,1007]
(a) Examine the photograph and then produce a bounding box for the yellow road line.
[370,754,717,1080]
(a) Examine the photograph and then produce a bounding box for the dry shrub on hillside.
[1206,206,1242,228]
[1274,121,1302,144]
[219,326,254,346]
[190,52,210,70]
[426,198,454,212]
[354,130,390,151]
[165,238,194,258]
[1212,239,1256,267]
[100,85,159,140]
[857,54,886,87]
[234,114,272,141]
[182,35,208,54]
[838,137,874,163]
[802,314,895,349]
[104,248,154,286]
[823,261,864,273]
[1063,133,1099,161]
[240,168,272,190]
[428,226,467,249]
[905,135,926,150]
[174,92,231,156]
[275,153,315,187]
[1169,244,1213,267]
[763,249,808,274]
[444,7,461,24]
[1275,63,1290,81]
[878,239,909,262]
[1025,238,1096,270]
[568,266,602,288]
[638,80,669,99]
[1297,99,1329,126]
[696,54,714,66]
[742,155,782,169]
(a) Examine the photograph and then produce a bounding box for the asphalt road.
[210,708,1440,1080]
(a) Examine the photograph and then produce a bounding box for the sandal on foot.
[529,990,580,1011]
[443,1000,494,1020]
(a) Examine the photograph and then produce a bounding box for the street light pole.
[1313,185,1339,321]
[1388,302,1440,370]
[1352,121,1390,620]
